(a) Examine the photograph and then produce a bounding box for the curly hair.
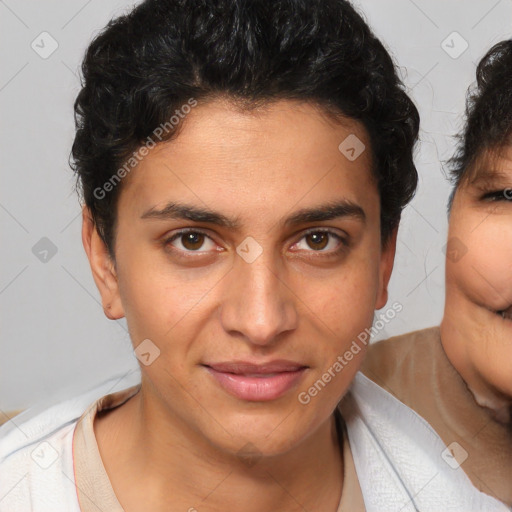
[448,39,512,208]
[71,0,419,257]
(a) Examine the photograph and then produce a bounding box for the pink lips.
[203,360,308,401]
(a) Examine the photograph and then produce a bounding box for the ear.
[81,206,124,320]
[375,226,398,310]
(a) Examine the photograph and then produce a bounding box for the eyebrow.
[140,199,366,229]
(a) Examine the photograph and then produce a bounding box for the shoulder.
[365,325,441,363]
[0,402,83,511]
[0,372,140,511]
[0,371,141,455]
[0,410,24,428]
[340,373,509,511]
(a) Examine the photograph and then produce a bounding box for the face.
[442,146,512,408]
[84,98,395,458]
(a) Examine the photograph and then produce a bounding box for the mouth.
[202,360,309,402]
[496,305,512,321]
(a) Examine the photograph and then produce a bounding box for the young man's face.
[84,98,395,457]
[443,146,512,404]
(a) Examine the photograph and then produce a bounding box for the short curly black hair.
[71,0,419,257]
[448,39,512,209]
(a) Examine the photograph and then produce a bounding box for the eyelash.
[163,228,348,257]
[480,189,512,201]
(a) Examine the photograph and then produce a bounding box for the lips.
[205,360,306,375]
[203,360,308,401]
[498,305,512,321]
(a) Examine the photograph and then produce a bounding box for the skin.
[441,146,512,424]
[82,98,396,511]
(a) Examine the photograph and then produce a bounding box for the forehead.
[118,98,378,224]
[465,145,512,187]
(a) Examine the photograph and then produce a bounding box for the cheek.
[302,255,380,350]
[451,225,512,308]
[322,276,377,336]
[115,250,222,344]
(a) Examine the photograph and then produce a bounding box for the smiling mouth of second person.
[496,305,512,320]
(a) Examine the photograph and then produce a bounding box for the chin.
[215,429,305,461]
[213,408,321,458]
[471,388,512,425]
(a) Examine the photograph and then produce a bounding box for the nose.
[219,252,298,347]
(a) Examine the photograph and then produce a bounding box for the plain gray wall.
[1,0,511,411]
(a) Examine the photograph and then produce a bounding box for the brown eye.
[293,229,347,254]
[306,232,329,251]
[164,230,217,253]
[181,232,205,250]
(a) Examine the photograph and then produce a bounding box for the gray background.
[1,0,511,411]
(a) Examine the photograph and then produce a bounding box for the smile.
[496,306,512,320]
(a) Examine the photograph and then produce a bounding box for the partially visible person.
[360,40,512,506]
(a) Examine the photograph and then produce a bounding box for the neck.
[96,386,344,512]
